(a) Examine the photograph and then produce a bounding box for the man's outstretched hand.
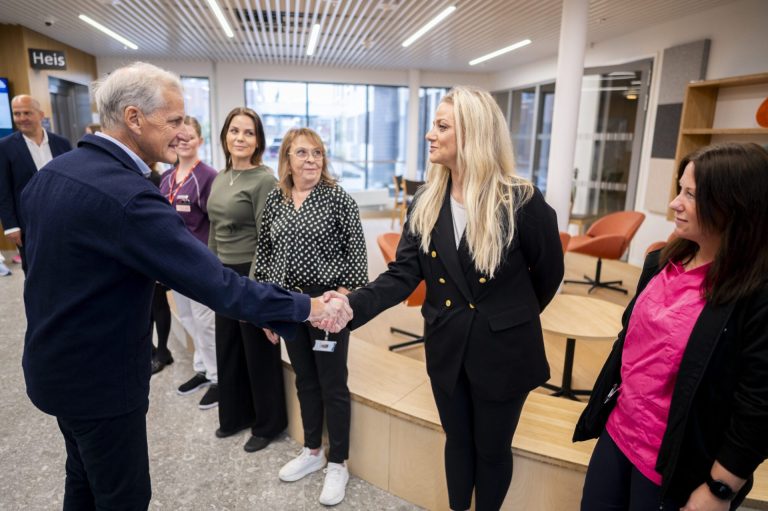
[308,291,353,332]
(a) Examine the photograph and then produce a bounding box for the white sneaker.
[278,447,326,482]
[318,462,349,506]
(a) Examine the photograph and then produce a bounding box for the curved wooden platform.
[280,337,768,510]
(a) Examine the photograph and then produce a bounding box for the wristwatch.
[706,475,736,501]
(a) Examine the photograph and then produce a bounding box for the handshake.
[308,290,353,333]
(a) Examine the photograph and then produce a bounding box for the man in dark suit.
[20,62,350,511]
[0,95,72,272]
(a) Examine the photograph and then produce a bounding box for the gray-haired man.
[20,62,351,510]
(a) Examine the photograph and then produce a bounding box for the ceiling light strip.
[205,0,235,38]
[469,39,531,66]
[78,14,138,50]
[305,2,332,64]
[401,5,456,48]
[306,23,321,56]
[356,0,432,68]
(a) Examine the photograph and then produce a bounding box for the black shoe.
[244,435,272,453]
[151,355,173,375]
[215,426,248,439]
[177,373,210,395]
[198,384,219,410]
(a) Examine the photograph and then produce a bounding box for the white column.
[545,0,589,231]
[406,69,421,180]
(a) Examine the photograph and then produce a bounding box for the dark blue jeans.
[57,404,151,511]
[581,430,681,511]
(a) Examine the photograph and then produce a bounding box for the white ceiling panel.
[0,0,742,72]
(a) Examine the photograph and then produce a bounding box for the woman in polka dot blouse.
[253,127,367,506]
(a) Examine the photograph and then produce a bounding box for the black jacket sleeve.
[517,187,564,311]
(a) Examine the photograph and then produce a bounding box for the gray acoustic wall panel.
[657,39,711,105]
[651,103,684,159]
[644,39,710,215]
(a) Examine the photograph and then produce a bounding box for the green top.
[207,165,276,276]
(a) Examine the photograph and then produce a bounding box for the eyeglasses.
[289,148,324,160]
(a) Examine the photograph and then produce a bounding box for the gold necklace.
[229,169,245,186]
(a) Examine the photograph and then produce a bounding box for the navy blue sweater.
[20,134,309,419]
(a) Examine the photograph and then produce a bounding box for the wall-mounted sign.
[28,49,67,70]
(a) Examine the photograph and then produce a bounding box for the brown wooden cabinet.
[669,72,768,219]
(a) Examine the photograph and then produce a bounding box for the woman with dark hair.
[575,142,768,510]
[206,107,287,452]
[254,127,367,506]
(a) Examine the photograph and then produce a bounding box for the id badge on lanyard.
[313,330,336,352]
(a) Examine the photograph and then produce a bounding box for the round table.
[539,293,625,400]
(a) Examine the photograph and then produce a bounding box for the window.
[308,83,367,189]
[245,80,409,191]
[180,76,212,164]
[368,85,408,189]
[496,58,651,215]
[496,82,556,192]
[245,80,307,172]
[509,88,536,180]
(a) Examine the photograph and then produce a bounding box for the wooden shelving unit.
[668,72,768,219]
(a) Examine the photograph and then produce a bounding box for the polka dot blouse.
[253,182,368,291]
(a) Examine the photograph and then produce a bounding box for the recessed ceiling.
[0,0,741,72]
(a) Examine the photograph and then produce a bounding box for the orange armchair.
[564,211,645,294]
[377,233,426,351]
[645,232,677,256]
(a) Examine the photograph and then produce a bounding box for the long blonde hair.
[408,86,533,277]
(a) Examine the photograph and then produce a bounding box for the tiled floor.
[0,250,422,510]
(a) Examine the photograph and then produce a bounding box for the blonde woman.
[346,86,563,511]
[254,127,367,506]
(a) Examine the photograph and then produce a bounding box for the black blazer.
[349,187,563,401]
[0,130,72,231]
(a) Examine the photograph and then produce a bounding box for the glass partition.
[181,76,212,164]
[245,80,409,190]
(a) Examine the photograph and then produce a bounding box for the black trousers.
[151,283,172,363]
[18,239,27,273]
[581,430,681,510]
[56,404,151,511]
[431,368,527,511]
[215,262,287,437]
[285,322,351,463]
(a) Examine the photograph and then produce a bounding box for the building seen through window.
[246,80,418,191]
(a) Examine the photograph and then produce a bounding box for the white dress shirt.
[23,130,54,171]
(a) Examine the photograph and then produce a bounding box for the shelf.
[687,72,768,89]
[667,72,768,220]
[682,128,768,135]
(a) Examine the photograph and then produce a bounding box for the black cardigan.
[574,250,768,507]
